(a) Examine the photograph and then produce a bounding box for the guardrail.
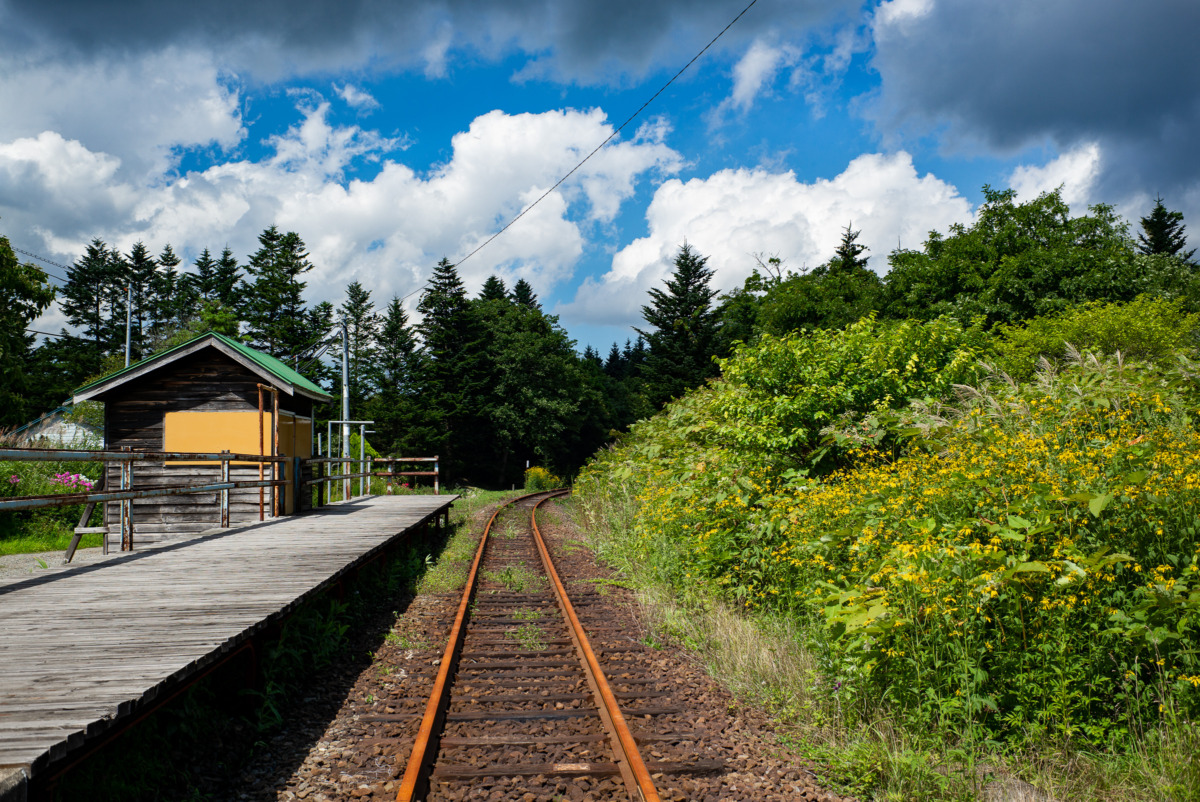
[0,447,287,559]
[374,456,440,495]
[304,455,440,506]
[2,448,442,560]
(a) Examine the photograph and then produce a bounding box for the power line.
[400,0,759,302]
[25,328,71,339]
[12,246,71,283]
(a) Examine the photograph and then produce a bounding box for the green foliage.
[881,187,1140,325]
[712,314,987,464]
[524,465,561,491]
[993,295,1200,379]
[636,243,722,406]
[0,458,104,554]
[240,226,316,358]
[0,235,56,425]
[579,347,1200,760]
[1138,195,1196,263]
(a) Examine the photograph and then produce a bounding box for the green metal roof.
[73,331,333,402]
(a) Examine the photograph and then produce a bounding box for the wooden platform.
[0,494,456,798]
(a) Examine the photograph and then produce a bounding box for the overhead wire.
[399,0,759,302]
[11,246,71,283]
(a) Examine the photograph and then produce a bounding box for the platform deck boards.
[0,494,456,784]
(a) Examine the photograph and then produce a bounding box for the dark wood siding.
[100,347,317,535]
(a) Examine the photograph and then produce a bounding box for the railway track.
[391,490,724,801]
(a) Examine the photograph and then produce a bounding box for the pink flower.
[8,475,18,484]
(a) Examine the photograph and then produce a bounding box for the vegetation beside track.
[575,303,1200,801]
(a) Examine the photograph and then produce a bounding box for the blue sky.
[3,0,1198,352]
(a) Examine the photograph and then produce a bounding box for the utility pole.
[342,320,351,502]
[124,285,132,367]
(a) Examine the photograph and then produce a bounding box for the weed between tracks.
[485,562,546,594]
[507,623,548,651]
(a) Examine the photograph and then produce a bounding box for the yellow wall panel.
[164,411,267,463]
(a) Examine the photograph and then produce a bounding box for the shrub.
[992,294,1200,380]
[578,348,1200,746]
[523,466,561,491]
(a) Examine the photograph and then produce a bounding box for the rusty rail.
[531,492,661,802]
[394,490,661,802]
[395,490,540,800]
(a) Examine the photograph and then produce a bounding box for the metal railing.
[2,447,442,558]
[0,447,287,558]
[374,456,440,495]
[304,455,440,506]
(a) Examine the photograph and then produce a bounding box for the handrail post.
[119,447,133,551]
[292,456,301,514]
[220,451,230,528]
[318,459,325,507]
[434,455,440,496]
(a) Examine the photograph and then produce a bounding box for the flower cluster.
[50,473,95,491]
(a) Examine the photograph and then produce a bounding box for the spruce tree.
[124,241,157,360]
[60,238,118,370]
[1138,196,1196,263]
[417,258,488,481]
[340,281,380,407]
[603,342,625,378]
[241,226,314,358]
[635,243,720,406]
[214,246,241,305]
[510,278,540,309]
[367,297,424,455]
[827,223,869,274]
[479,275,509,301]
[189,248,217,301]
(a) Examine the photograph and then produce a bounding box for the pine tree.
[366,297,424,455]
[416,258,488,481]
[479,275,509,301]
[214,246,241,305]
[510,278,540,309]
[635,243,720,406]
[1138,196,1196,263]
[340,281,380,406]
[241,226,313,358]
[603,342,625,378]
[188,248,217,301]
[59,238,118,370]
[124,241,157,360]
[827,223,869,274]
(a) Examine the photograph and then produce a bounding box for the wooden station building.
[72,332,332,539]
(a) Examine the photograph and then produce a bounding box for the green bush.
[0,459,104,554]
[523,466,561,491]
[711,313,988,468]
[992,294,1200,380]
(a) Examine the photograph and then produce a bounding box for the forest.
[5,188,1196,490]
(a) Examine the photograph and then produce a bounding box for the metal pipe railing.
[1,447,289,556]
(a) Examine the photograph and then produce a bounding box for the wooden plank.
[0,495,456,778]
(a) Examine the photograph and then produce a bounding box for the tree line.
[2,186,1196,485]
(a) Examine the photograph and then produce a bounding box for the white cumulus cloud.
[6,106,681,332]
[563,151,972,325]
[1008,142,1102,210]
